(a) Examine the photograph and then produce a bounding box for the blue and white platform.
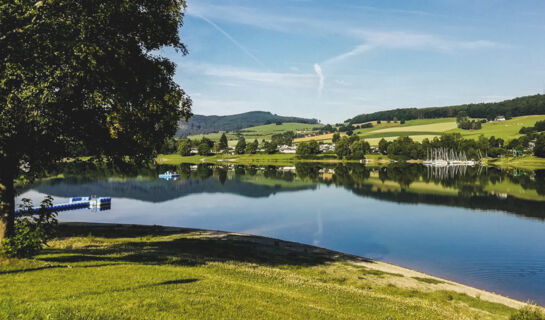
[15,196,112,215]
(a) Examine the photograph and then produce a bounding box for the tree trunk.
[0,175,15,243]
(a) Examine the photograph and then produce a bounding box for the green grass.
[485,155,545,171]
[353,115,545,143]
[0,224,520,319]
[187,122,323,142]
[449,115,545,141]
[155,153,383,166]
[412,277,446,285]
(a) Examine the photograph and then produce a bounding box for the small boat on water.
[158,171,180,180]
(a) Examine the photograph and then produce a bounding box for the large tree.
[0,0,192,241]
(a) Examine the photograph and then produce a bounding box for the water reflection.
[20,162,545,220]
[15,161,545,304]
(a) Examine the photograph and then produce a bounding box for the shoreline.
[156,153,545,170]
[60,222,532,309]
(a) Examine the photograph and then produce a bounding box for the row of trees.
[377,132,545,159]
[177,134,282,157]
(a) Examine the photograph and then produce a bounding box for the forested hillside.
[348,94,545,124]
[176,111,319,136]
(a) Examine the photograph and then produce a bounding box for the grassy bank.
[156,153,390,166]
[485,156,545,171]
[0,223,531,319]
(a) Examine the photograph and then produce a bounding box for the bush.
[509,306,545,320]
[197,142,211,155]
[296,141,320,158]
[0,197,58,258]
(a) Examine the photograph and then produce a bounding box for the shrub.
[509,306,545,320]
[0,197,58,258]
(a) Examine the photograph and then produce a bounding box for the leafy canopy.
[1,0,192,180]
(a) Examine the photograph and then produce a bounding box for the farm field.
[294,132,345,143]
[188,122,322,142]
[352,115,545,144]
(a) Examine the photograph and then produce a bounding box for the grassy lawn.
[0,223,523,319]
[449,115,545,141]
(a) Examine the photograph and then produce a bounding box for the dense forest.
[348,94,545,124]
[176,111,319,136]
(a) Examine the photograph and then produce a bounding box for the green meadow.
[0,224,525,320]
[353,115,545,144]
[187,122,322,142]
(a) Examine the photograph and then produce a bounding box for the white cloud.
[190,13,265,68]
[324,30,502,65]
[313,63,324,96]
[180,61,316,88]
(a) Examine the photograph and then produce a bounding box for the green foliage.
[335,137,352,159]
[378,138,389,155]
[386,137,425,160]
[177,111,319,136]
[245,140,259,154]
[235,137,247,154]
[318,124,337,133]
[412,277,445,284]
[332,133,341,143]
[177,139,192,156]
[296,141,320,158]
[1,197,57,258]
[458,119,482,130]
[271,131,295,146]
[347,140,370,160]
[0,0,191,240]
[218,133,228,151]
[262,141,278,154]
[509,306,545,320]
[197,143,211,156]
[534,135,545,158]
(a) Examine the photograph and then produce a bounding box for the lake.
[16,163,545,305]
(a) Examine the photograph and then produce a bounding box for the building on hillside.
[319,143,335,153]
[278,145,297,154]
[494,116,506,121]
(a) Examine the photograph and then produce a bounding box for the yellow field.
[373,122,458,133]
[293,133,346,142]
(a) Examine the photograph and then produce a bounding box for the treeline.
[172,131,296,156]
[378,134,508,159]
[378,132,545,159]
[348,94,545,124]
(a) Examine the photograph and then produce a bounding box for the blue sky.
[164,0,545,123]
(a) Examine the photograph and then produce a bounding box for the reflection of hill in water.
[26,177,318,203]
[346,184,545,221]
[21,164,545,221]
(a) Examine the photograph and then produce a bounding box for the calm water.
[17,163,545,305]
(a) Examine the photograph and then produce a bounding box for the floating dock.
[15,196,111,216]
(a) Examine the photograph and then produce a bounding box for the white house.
[494,116,506,122]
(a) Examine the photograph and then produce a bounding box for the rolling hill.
[348,94,545,124]
[176,111,319,137]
